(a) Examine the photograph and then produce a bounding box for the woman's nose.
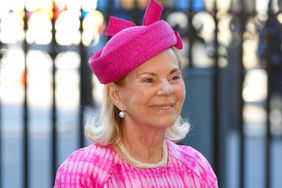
[157,80,174,95]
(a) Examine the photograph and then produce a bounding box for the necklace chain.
[117,141,168,168]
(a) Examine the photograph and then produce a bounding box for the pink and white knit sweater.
[54,140,218,188]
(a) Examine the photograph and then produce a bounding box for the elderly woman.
[54,0,218,187]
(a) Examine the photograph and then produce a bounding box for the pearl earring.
[119,111,125,118]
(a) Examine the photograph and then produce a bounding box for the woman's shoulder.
[67,143,117,164]
[167,140,211,166]
[167,140,218,186]
[54,143,117,187]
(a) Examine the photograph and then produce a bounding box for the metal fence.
[0,0,281,188]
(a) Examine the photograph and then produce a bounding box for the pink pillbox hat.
[89,0,183,84]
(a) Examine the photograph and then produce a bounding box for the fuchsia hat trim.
[89,0,183,84]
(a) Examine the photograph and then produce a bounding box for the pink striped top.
[54,140,218,188]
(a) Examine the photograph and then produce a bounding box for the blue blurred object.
[192,0,205,11]
[175,0,204,11]
[97,0,123,15]
[112,11,132,21]
[97,0,108,12]
[175,0,189,11]
[81,11,87,19]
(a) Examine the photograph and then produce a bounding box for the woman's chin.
[149,117,178,129]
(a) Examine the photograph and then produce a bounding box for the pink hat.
[89,0,183,84]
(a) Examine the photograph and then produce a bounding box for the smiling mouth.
[151,104,175,110]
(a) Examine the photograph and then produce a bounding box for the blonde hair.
[85,86,190,146]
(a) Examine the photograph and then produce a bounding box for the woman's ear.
[106,83,126,111]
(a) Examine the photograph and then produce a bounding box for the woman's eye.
[172,76,180,80]
[144,78,154,83]
[169,74,182,81]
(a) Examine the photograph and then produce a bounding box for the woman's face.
[117,48,186,130]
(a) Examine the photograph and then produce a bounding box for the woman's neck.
[120,121,166,164]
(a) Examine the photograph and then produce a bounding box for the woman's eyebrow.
[136,68,181,78]
[170,68,180,74]
[136,72,157,77]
